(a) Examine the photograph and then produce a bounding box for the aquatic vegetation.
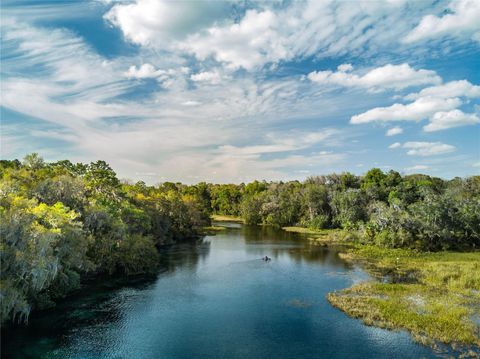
[328,246,480,350]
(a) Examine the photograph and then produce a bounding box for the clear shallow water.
[2,223,439,358]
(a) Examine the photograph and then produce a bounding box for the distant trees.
[204,169,479,251]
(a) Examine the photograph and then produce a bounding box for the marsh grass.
[211,214,244,222]
[327,245,480,351]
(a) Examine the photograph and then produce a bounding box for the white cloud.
[403,142,456,156]
[390,141,456,156]
[124,64,191,88]
[190,71,223,85]
[181,9,289,71]
[337,63,353,72]
[308,63,440,92]
[104,0,229,46]
[386,126,403,136]
[351,96,461,124]
[423,109,480,132]
[352,78,480,130]
[405,80,480,101]
[403,0,480,43]
[125,63,162,79]
[219,129,340,157]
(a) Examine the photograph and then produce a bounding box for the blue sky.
[1,0,479,183]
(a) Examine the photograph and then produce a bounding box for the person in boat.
[263,256,271,261]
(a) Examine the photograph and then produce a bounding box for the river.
[2,222,438,358]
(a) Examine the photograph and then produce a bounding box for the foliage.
[205,169,478,252]
[0,154,209,324]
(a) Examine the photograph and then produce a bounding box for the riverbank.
[285,226,480,352]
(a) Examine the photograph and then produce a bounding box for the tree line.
[208,169,479,251]
[210,168,480,251]
[1,155,479,324]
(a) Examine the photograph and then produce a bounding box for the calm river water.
[2,222,438,358]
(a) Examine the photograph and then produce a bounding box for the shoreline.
[281,226,480,354]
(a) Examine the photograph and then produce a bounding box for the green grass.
[282,227,343,245]
[282,226,326,234]
[327,245,480,350]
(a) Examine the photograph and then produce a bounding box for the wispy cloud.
[1,0,479,182]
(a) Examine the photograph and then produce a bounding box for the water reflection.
[159,239,211,273]
[239,224,352,269]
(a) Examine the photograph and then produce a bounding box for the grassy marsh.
[327,245,480,351]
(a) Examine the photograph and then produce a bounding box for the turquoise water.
[2,223,438,358]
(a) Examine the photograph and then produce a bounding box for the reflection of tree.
[241,224,352,270]
[2,239,212,357]
[159,239,211,273]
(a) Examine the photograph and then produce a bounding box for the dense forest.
[210,169,479,251]
[0,154,210,324]
[1,154,479,324]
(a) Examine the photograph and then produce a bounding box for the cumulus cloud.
[403,0,480,43]
[351,78,480,131]
[423,109,480,132]
[104,0,229,46]
[181,9,289,70]
[386,127,403,136]
[308,63,441,92]
[400,142,456,156]
[351,96,461,124]
[389,142,402,149]
[404,80,480,101]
